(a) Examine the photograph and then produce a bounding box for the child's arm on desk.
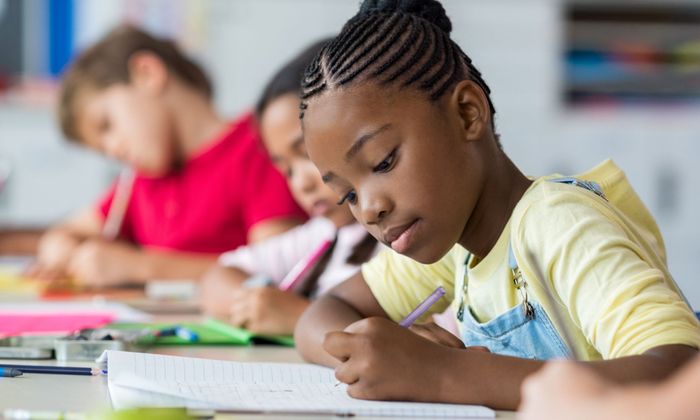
[519,355,700,420]
[30,208,102,280]
[200,265,311,336]
[247,217,302,244]
[323,317,696,409]
[200,264,249,316]
[31,208,217,287]
[297,276,697,409]
[67,244,217,287]
[295,271,390,367]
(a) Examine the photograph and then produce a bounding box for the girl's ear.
[450,80,491,142]
[127,51,169,95]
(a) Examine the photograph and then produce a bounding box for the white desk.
[0,345,514,419]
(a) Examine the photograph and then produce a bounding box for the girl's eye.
[337,190,357,206]
[373,148,398,173]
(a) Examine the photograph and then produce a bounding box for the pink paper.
[0,313,114,337]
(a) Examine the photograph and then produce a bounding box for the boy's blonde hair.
[58,25,212,142]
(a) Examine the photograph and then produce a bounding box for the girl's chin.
[403,241,452,265]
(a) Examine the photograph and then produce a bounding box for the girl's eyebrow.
[344,123,392,162]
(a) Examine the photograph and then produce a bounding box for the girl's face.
[75,84,175,176]
[303,84,487,264]
[260,94,355,228]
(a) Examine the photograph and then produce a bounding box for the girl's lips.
[384,219,420,254]
[310,200,331,217]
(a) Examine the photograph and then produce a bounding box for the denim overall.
[455,177,605,360]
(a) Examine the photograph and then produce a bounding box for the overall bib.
[456,177,606,359]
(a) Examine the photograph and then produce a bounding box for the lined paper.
[107,351,494,418]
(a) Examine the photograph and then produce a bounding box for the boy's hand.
[28,231,82,281]
[229,287,309,335]
[67,239,142,288]
[323,317,456,402]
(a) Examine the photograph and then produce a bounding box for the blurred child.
[30,26,305,287]
[293,0,700,410]
[200,39,379,336]
[519,357,700,420]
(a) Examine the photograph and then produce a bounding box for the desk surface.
[0,345,515,419]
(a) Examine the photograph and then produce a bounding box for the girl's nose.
[360,188,392,226]
[292,161,318,195]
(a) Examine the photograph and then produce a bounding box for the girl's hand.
[410,322,490,354]
[67,239,142,288]
[323,317,456,402]
[199,265,241,317]
[409,322,466,349]
[229,287,309,335]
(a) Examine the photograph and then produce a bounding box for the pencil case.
[54,328,150,361]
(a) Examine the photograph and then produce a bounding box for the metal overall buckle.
[512,265,535,320]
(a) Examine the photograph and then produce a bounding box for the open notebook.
[107,350,495,418]
[106,319,294,346]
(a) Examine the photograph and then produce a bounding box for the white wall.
[1,0,699,307]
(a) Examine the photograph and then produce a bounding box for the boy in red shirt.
[30,26,305,287]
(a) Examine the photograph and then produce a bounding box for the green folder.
[106,318,294,347]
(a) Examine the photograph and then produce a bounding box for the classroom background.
[1,0,700,307]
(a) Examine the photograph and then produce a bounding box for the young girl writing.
[200,40,379,336]
[294,0,700,410]
[30,26,306,287]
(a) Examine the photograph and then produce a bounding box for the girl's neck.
[458,152,532,259]
[168,85,228,161]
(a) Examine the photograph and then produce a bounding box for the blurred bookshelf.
[565,1,700,107]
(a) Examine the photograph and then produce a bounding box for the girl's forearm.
[440,349,542,409]
[440,345,697,410]
[294,295,366,367]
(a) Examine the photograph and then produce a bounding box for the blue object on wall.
[48,0,73,77]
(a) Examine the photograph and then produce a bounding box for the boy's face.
[261,94,354,228]
[74,84,175,175]
[303,84,486,264]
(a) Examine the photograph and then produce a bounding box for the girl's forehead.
[303,84,436,146]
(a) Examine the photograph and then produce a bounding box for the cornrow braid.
[300,1,497,139]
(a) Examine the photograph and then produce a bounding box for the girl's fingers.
[334,358,360,385]
[323,331,356,361]
[229,299,250,327]
[410,322,465,348]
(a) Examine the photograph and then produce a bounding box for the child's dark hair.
[300,232,378,298]
[59,25,212,143]
[255,39,378,295]
[300,0,498,144]
[255,38,334,121]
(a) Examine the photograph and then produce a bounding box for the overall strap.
[548,177,606,200]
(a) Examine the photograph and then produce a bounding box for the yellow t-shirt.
[362,172,700,360]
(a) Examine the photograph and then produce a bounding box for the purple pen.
[399,286,446,327]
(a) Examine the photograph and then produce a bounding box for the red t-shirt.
[97,113,306,254]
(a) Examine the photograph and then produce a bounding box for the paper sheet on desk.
[0,301,150,321]
[107,350,494,418]
[0,302,151,337]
